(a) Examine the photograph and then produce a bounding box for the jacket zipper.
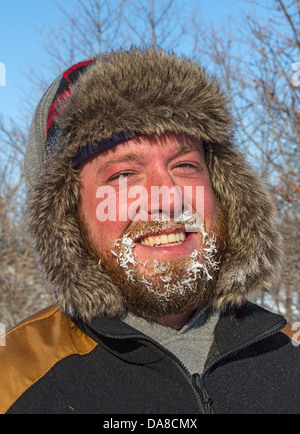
[103,318,286,415]
[191,373,214,414]
[192,318,287,414]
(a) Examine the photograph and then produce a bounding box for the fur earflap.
[206,144,283,309]
[25,156,126,322]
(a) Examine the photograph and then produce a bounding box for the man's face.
[78,133,227,318]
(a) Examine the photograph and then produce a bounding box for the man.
[0,47,299,414]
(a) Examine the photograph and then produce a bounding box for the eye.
[176,163,196,168]
[107,171,134,182]
[174,162,201,170]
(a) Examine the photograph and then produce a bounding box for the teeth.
[140,231,186,247]
[160,234,168,244]
[148,237,155,247]
[168,233,176,243]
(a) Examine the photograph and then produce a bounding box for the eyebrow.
[173,146,199,158]
[100,152,145,172]
[99,142,201,173]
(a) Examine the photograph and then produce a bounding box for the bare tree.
[190,0,300,321]
[0,120,54,329]
[39,0,129,74]
[121,0,188,49]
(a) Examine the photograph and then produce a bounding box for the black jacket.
[0,302,299,414]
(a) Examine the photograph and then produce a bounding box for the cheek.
[203,185,218,223]
[182,181,217,223]
[82,188,130,249]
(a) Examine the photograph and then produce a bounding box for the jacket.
[1,301,299,414]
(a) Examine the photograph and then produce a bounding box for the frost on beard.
[111,236,137,283]
[110,214,220,302]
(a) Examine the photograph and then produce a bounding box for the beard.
[77,209,228,320]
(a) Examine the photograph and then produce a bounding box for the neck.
[153,310,195,330]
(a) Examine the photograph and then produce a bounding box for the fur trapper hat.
[24,47,283,322]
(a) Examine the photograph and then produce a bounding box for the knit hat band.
[70,131,141,167]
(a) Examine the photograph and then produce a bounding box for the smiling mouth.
[136,229,187,247]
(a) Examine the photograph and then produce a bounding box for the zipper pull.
[192,373,214,414]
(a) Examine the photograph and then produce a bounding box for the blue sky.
[0,0,60,123]
[0,0,245,125]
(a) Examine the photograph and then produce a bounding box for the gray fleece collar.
[122,308,220,375]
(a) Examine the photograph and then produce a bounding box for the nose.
[142,167,183,221]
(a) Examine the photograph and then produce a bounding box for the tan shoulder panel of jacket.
[281,323,299,345]
[0,305,97,414]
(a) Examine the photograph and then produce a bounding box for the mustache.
[121,211,206,243]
